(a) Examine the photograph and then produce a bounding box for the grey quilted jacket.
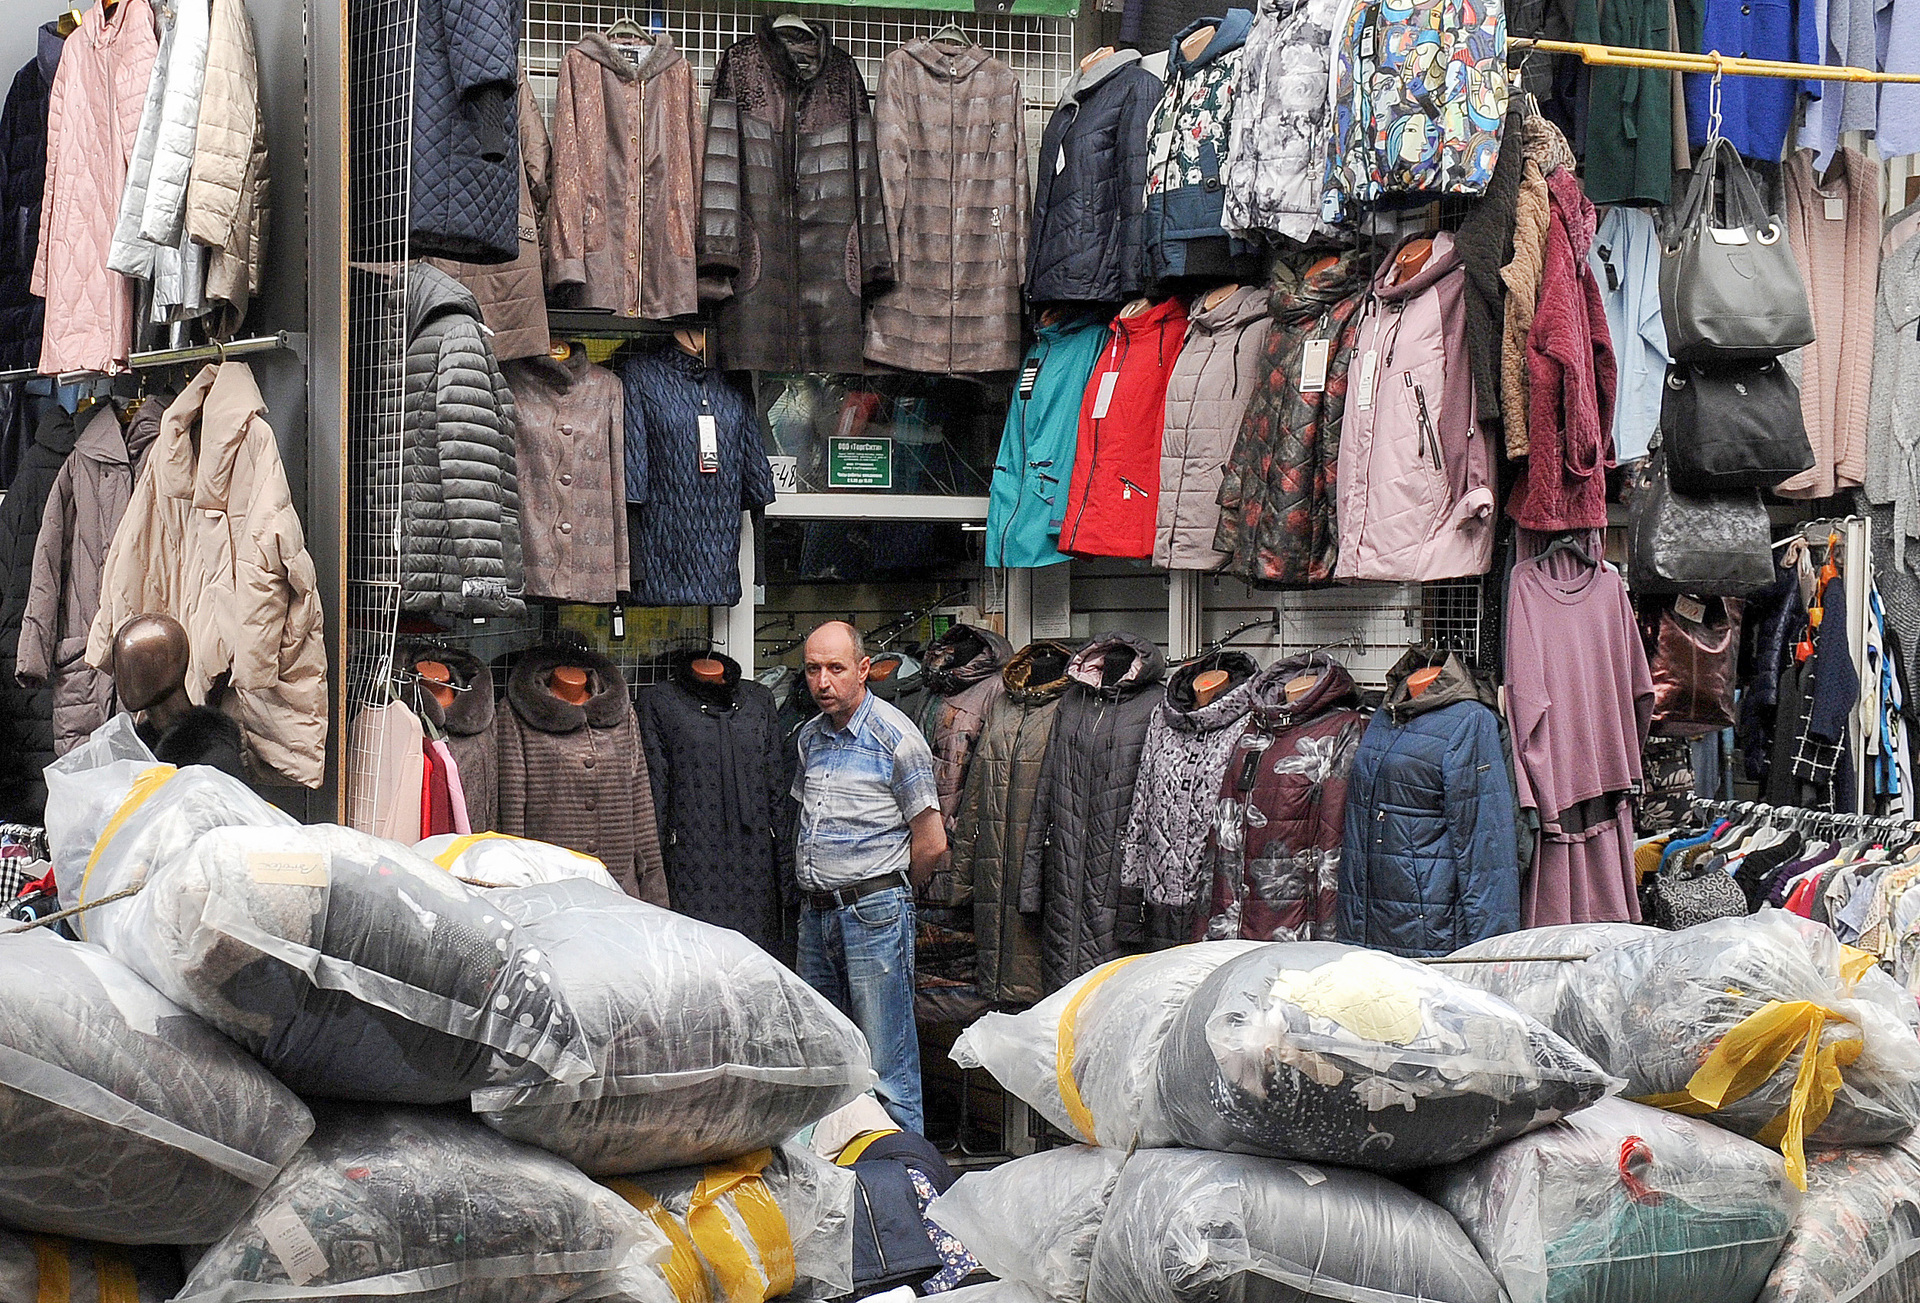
[1019,632,1166,993]
[953,640,1076,1006]
[400,264,524,617]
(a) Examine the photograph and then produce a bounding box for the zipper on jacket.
[856,1181,890,1278]
[1410,378,1442,473]
[1066,330,1130,548]
[999,337,1053,563]
[1119,474,1147,501]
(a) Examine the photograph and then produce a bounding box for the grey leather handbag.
[1660,139,1815,364]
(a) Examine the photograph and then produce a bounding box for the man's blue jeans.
[797,884,924,1134]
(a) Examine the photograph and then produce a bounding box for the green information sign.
[828,437,894,489]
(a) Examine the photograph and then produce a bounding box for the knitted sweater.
[1866,231,1920,568]
[1780,146,1878,500]
[1500,116,1577,460]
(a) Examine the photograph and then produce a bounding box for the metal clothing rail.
[0,331,301,386]
[1510,37,1920,84]
[1688,796,1920,838]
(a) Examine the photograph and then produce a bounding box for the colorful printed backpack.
[1321,0,1510,225]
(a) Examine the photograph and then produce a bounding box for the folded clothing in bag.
[1434,1096,1801,1303]
[477,879,872,1172]
[950,943,1263,1148]
[927,1147,1126,1303]
[111,823,595,1104]
[1086,1149,1505,1303]
[0,930,312,1244]
[1759,1135,1920,1303]
[1560,910,1920,1186]
[591,1144,855,1303]
[0,1229,184,1303]
[1446,923,1661,1030]
[176,1107,661,1303]
[1156,942,1615,1170]
[416,834,622,893]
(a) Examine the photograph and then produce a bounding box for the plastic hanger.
[607,15,653,44]
[1539,533,1599,568]
[930,19,968,45]
[771,14,813,36]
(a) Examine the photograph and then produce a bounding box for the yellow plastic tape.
[96,1251,137,1303]
[833,1129,899,1167]
[429,831,609,876]
[33,1238,69,1303]
[1839,944,1879,988]
[76,765,178,940]
[606,1180,713,1303]
[1055,954,1147,1143]
[1635,998,1863,1190]
[607,1151,795,1303]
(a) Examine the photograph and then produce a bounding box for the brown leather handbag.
[1649,597,1743,738]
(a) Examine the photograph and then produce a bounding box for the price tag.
[697,413,719,474]
[255,1204,330,1286]
[1825,196,1846,222]
[1355,350,1379,411]
[1090,371,1120,419]
[1055,144,1067,175]
[1018,356,1042,400]
[768,455,799,494]
[1300,338,1331,393]
[1674,594,1708,623]
[249,852,329,888]
[611,605,626,640]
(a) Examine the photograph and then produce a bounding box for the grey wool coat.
[400,264,525,618]
[865,38,1030,374]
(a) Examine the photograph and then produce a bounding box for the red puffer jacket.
[1059,296,1188,558]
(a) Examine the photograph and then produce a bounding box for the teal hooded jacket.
[985,315,1108,568]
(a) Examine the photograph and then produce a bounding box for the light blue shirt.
[1588,206,1670,464]
[792,690,940,890]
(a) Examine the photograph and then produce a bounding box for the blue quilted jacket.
[1338,661,1520,957]
[621,347,775,607]
[409,0,522,264]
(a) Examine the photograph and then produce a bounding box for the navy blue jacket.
[0,24,62,370]
[408,0,522,264]
[621,347,775,607]
[1339,671,1520,958]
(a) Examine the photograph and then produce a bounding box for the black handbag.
[1660,137,1816,363]
[1643,857,1749,929]
[1660,358,1814,493]
[1625,436,1775,596]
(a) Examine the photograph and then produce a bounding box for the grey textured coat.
[865,39,1029,374]
[502,350,628,604]
[698,20,892,373]
[1020,632,1166,993]
[1119,651,1259,949]
[1155,285,1273,570]
[920,623,1013,914]
[16,400,163,755]
[497,645,665,906]
[397,640,498,833]
[953,641,1076,1006]
[401,264,524,618]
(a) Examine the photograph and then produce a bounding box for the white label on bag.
[1300,338,1331,393]
[1288,1165,1329,1187]
[1091,371,1120,419]
[697,414,720,473]
[1674,595,1708,622]
[1825,196,1846,222]
[1356,350,1379,410]
[256,1203,329,1286]
[248,852,329,888]
[1708,226,1750,246]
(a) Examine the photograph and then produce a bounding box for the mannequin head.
[111,613,193,729]
[548,666,592,705]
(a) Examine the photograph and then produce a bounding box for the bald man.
[791,619,946,1134]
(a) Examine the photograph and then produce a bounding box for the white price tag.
[1355,350,1379,411]
[255,1203,329,1286]
[1055,144,1067,175]
[697,413,720,474]
[1673,594,1708,623]
[768,455,799,494]
[1300,338,1331,393]
[1090,371,1120,419]
[1825,196,1846,222]
[249,851,329,888]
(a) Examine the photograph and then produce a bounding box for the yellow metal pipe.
[1509,37,1920,84]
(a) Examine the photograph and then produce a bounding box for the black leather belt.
[804,871,909,911]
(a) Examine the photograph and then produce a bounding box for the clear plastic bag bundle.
[416,834,622,893]
[44,717,294,952]
[1446,923,1660,1029]
[0,930,312,1243]
[176,1108,662,1303]
[926,1147,1126,1303]
[949,943,1262,1147]
[1434,1096,1802,1303]
[1759,1135,1920,1303]
[590,1143,856,1303]
[0,1229,184,1303]
[1085,1149,1505,1303]
[476,879,872,1173]
[111,823,595,1104]
[1155,942,1616,1170]
[1560,910,1920,1185]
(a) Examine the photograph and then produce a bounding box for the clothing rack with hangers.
[1688,796,1918,840]
[0,332,302,386]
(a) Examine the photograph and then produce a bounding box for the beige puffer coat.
[1155,284,1272,570]
[184,0,269,333]
[34,0,158,376]
[953,641,1076,1006]
[85,363,328,788]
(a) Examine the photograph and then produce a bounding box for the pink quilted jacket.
[33,0,157,376]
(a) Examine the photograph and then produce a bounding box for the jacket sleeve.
[1316,720,1363,938]
[630,715,669,906]
[520,73,553,228]
[697,51,743,295]
[86,476,160,673]
[494,351,524,600]
[141,0,211,246]
[1009,73,1031,281]
[497,717,526,837]
[185,0,263,257]
[950,735,987,910]
[30,49,62,300]
[15,467,74,687]
[108,24,169,279]
[442,0,518,161]
[634,691,670,829]
[622,361,648,505]
[1116,729,1156,891]
[544,54,590,289]
[874,56,911,273]
[609,378,630,594]
[855,101,893,291]
[1448,709,1521,948]
[1017,722,1064,915]
[1117,77,1156,300]
[739,393,776,512]
[229,424,305,693]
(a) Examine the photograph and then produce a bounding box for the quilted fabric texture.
[408,0,521,264]
[1027,51,1160,305]
[400,263,525,617]
[0,407,75,820]
[0,24,62,370]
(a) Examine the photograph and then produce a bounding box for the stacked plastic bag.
[1757,1134,1920,1303]
[927,1147,1124,1302]
[1445,922,1660,1029]
[417,833,622,892]
[0,1230,183,1303]
[475,878,873,1172]
[0,928,312,1243]
[1434,1097,1801,1303]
